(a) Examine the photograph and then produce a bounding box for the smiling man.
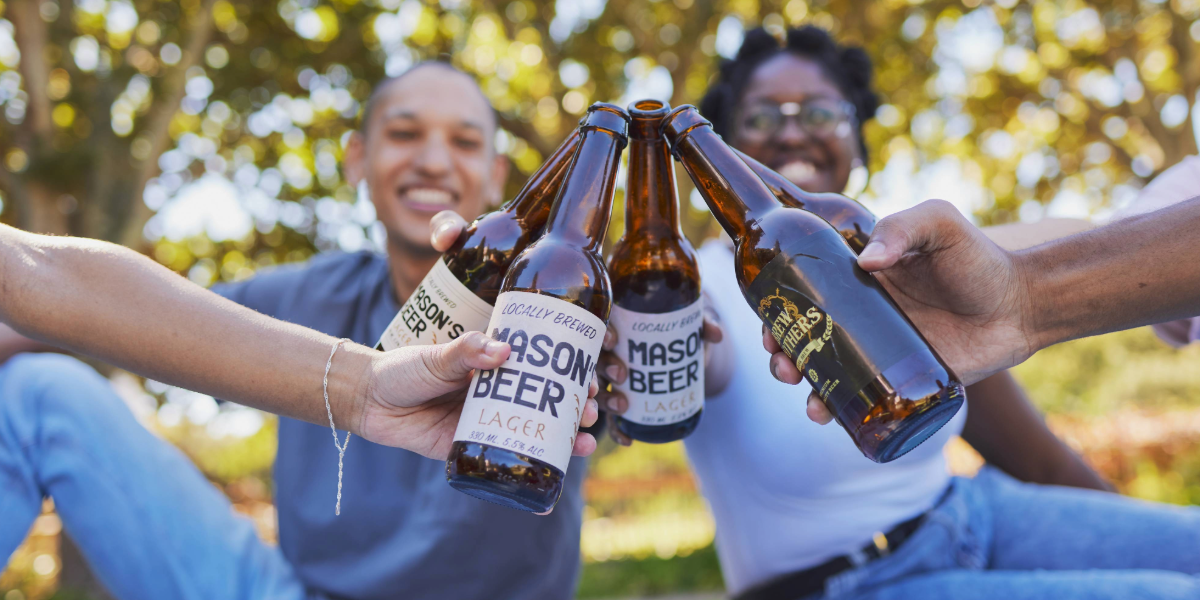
[209,62,592,599]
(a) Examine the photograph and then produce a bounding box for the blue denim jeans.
[820,466,1200,599]
[0,354,307,600]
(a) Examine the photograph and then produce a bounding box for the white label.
[376,258,494,350]
[611,300,705,426]
[453,291,607,473]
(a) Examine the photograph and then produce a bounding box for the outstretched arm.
[0,224,599,459]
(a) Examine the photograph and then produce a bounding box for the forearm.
[962,371,1110,491]
[1020,197,1200,350]
[0,322,61,363]
[0,227,370,433]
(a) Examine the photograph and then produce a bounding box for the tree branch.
[9,0,53,145]
[118,0,219,247]
[497,110,557,158]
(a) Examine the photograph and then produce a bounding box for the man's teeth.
[779,161,817,183]
[406,188,454,205]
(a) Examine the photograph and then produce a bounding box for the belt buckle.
[871,531,890,557]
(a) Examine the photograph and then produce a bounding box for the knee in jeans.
[1,353,123,418]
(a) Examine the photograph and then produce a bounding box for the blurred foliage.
[577,543,724,599]
[3,0,1200,278]
[1013,326,1200,415]
[6,1,1200,598]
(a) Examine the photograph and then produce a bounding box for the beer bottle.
[736,149,875,253]
[447,103,628,512]
[608,99,705,444]
[375,130,581,351]
[662,105,964,463]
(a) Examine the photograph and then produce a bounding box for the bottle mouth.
[584,102,631,139]
[627,99,672,139]
[660,105,712,156]
[628,99,672,119]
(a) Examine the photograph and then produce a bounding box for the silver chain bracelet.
[323,338,353,516]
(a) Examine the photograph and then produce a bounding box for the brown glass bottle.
[447,103,628,512]
[608,100,704,444]
[375,130,580,351]
[736,149,876,253]
[662,106,964,463]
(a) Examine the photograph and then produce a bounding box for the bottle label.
[454,291,607,473]
[610,300,705,426]
[376,258,494,350]
[744,228,921,416]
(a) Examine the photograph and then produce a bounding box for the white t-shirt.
[685,239,967,595]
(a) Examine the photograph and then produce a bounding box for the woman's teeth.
[779,161,817,183]
[406,188,454,206]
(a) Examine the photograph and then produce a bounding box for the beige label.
[610,300,705,426]
[454,291,606,473]
[376,258,494,350]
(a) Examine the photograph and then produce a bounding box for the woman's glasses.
[737,98,856,141]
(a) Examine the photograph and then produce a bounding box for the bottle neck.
[542,127,625,252]
[624,131,682,238]
[670,123,780,240]
[504,130,581,223]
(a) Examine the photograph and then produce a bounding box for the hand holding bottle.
[763,199,1034,417]
[359,331,600,459]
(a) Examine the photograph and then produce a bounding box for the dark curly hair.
[699,26,880,162]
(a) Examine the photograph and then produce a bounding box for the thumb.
[858,199,961,272]
[420,331,509,385]
[430,210,469,253]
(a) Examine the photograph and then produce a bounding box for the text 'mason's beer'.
[609,99,704,443]
[737,149,875,253]
[374,130,581,351]
[446,103,628,512]
[662,105,964,463]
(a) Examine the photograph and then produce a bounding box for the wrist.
[326,341,376,437]
[1011,247,1057,357]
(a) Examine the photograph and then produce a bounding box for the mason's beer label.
[745,228,918,415]
[377,258,494,350]
[454,291,606,472]
[611,300,704,426]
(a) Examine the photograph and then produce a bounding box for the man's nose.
[414,132,453,177]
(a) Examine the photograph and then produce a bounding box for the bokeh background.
[4,0,1200,598]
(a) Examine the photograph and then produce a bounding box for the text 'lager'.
[446,103,628,512]
[609,99,704,444]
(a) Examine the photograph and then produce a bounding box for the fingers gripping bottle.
[446,104,629,512]
[374,130,581,351]
[609,99,705,444]
[662,105,964,463]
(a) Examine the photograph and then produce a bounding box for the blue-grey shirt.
[214,251,587,600]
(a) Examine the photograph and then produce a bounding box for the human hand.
[764,200,1038,423]
[598,315,725,447]
[355,331,601,459]
[431,210,469,252]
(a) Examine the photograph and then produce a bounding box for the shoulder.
[213,251,387,314]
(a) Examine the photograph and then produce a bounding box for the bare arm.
[0,322,58,363]
[1023,198,1200,351]
[0,224,599,459]
[959,218,1110,491]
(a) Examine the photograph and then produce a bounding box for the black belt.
[733,513,928,600]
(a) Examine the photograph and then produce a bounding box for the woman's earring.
[357,180,371,203]
[843,158,868,198]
